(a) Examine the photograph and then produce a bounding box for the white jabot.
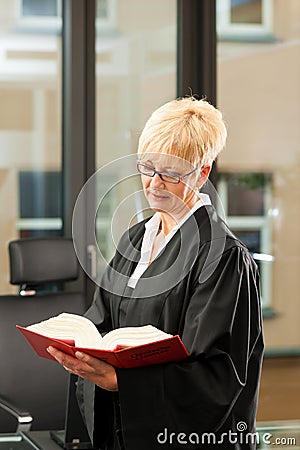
[127,194,212,289]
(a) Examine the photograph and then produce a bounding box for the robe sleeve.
[116,245,263,449]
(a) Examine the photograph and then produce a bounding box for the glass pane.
[95,0,177,266]
[96,0,109,18]
[234,229,260,253]
[230,0,262,24]
[19,172,61,218]
[225,172,269,216]
[22,0,58,17]
[0,4,62,293]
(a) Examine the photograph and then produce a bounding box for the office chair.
[0,237,89,434]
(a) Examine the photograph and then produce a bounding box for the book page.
[27,313,104,348]
[101,325,172,350]
[26,313,172,350]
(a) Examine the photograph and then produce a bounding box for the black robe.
[76,205,264,450]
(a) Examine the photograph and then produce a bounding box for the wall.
[217,0,300,351]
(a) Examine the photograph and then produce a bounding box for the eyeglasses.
[136,162,198,184]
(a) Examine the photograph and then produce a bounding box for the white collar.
[127,194,211,288]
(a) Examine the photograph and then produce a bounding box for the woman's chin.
[148,203,169,213]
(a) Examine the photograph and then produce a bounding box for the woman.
[48,97,264,449]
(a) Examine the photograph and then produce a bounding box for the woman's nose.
[150,173,165,188]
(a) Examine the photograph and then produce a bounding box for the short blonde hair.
[137,97,227,168]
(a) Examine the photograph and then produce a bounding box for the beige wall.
[218,0,300,350]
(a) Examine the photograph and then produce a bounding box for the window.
[18,171,62,238]
[217,0,300,354]
[96,0,116,31]
[217,0,274,40]
[0,2,62,294]
[94,0,177,278]
[218,172,273,308]
[22,0,59,17]
[18,0,62,31]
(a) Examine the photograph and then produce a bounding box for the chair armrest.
[0,394,33,432]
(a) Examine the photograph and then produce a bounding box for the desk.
[257,421,300,450]
[0,431,94,450]
[25,431,63,450]
[0,432,61,450]
[25,431,94,450]
[22,426,300,450]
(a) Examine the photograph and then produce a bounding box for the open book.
[17,313,189,369]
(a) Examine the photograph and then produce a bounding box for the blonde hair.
[137,97,227,168]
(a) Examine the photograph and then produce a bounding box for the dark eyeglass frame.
[136,162,198,184]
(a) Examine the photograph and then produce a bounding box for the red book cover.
[16,325,189,369]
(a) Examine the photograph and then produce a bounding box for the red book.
[16,314,189,369]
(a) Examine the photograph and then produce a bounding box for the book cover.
[16,325,189,369]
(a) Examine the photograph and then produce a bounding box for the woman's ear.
[197,165,211,189]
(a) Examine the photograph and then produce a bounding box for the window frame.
[17,0,62,32]
[217,0,274,41]
[217,173,273,309]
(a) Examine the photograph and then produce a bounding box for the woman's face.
[139,153,204,219]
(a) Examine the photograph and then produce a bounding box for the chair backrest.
[0,238,88,432]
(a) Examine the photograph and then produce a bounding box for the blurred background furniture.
[0,238,89,438]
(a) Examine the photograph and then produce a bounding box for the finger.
[75,351,87,361]
[75,351,112,370]
[47,346,66,359]
[74,351,97,365]
[47,346,79,368]
[47,348,76,374]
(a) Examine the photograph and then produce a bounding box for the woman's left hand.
[47,346,118,392]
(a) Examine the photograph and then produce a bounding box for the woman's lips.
[148,191,170,200]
